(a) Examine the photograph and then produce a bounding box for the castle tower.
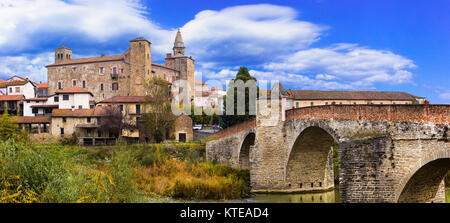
[129,37,152,96]
[166,29,195,98]
[173,29,185,56]
[55,46,72,63]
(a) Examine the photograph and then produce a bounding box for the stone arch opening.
[239,132,255,170]
[398,158,450,203]
[286,126,337,192]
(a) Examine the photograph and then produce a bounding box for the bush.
[61,133,79,146]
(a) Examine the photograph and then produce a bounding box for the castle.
[46,29,195,101]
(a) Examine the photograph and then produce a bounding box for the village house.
[0,95,24,115]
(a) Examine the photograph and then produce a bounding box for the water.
[243,188,340,203]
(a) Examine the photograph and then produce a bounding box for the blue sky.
[0,0,449,103]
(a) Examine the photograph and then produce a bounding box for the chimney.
[166,53,172,58]
[101,54,105,57]
[71,105,75,111]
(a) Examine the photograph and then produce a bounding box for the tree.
[0,113,19,141]
[142,76,176,143]
[97,105,135,139]
[221,67,259,128]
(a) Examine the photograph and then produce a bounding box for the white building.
[55,86,94,109]
[6,80,37,99]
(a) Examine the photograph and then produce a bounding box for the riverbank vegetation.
[0,130,250,203]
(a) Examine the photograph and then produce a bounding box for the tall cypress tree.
[221,67,259,128]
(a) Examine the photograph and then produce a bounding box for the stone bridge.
[206,102,450,203]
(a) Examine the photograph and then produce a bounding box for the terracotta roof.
[14,116,51,124]
[31,104,58,108]
[8,75,27,81]
[52,107,107,117]
[55,86,93,95]
[0,78,5,83]
[290,90,424,101]
[38,83,48,88]
[99,96,145,103]
[0,95,24,101]
[25,97,48,101]
[46,54,124,67]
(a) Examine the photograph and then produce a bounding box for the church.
[46,29,195,102]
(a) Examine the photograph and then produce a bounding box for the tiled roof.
[99,96,145,103]
[31,104,58,108]
[14,116,51,124]
[46,54,124,67]
[25,97,48,101]
[290,90,424,101]
[52,107,107,117]
[0,78,5,83]
[0,95,24,101]
[38,83,48,88]
[55,86,93,95]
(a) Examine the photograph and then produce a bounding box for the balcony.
[110,73,118,80]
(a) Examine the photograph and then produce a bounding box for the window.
[63,117,67,123]
[100,83,104,91]
[60,128,64,135]
[32,108,38,114]
[120,105,123,112]
[325,102,328,105]
[120,68,124,74]
[99,67,104,74]
[15,87,20,93]
[310,102,314,106]
[72,67,76,72]
[136,104,141,114]
[72,80,77,86]
[339,102,343,105]
[54,96,59,102]
[296,102,299,108]
[9,88,12,93]
[78,105,82,109]
[113,67,117,74]
[58,82,62,90]
[87,117,91,123]
[63,95,69,101]
[82,80,86,88]
[112,82,118,91]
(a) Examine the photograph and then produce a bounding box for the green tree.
[221,67,259,128]
[0,113,19,141]
[142,76,176,142]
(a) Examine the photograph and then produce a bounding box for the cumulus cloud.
[181,4,326,68]
[0,52,53,82]
[0,0,173,54]
[264,43,416,87]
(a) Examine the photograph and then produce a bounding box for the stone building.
[46,29,194,101]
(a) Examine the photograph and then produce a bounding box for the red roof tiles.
[14,116,51,124]
[99,96,145,103]
[0,95,24,101]
[55,86,92,95]
[52,107,107,117]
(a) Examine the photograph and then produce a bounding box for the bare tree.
[97,106,136,139]
[142,76,176,142]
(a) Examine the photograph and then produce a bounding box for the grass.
[0,139,250,203]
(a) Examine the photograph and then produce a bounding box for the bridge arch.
[285,126,338,191]
[397,150,450,203]
[237,131,256,170]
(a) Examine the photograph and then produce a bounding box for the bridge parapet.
[211,119,256,139]
[286,104,449,124]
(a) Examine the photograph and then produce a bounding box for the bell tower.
[55,46,72,63]
[173,29,185,56]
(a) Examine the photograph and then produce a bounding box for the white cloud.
[0,0,173,54]
[0,52,53,82]
[181,4,326,67]
[264,44,416,87]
